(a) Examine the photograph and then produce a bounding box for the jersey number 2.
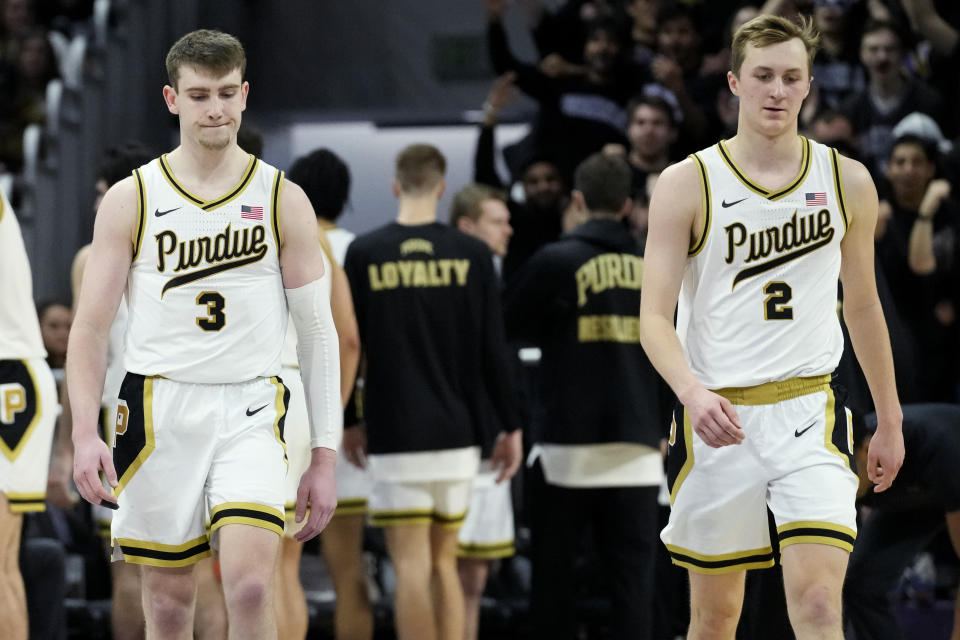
[196,292,226,331]
[763,282,793,320]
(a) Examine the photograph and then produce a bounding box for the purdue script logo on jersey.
[155,223,268,296]
[724,209,834,289]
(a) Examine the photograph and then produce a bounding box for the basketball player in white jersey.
[639,15,903,640]
[0,190,59,640]
[68,30,341,639]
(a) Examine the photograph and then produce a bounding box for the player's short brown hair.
[449,184,506,226]
[730,14,820,77]
[166,29,246,90]
[395,144,446,195]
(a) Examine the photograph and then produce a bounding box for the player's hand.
[680,386,744,448]
[72,433,117,507]
[294,447,337,542]
[866,424,904,493]
[491,429,522,483]
[341,424,367,469]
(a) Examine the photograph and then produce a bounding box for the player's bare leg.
[781,544,847,640]
[320,514,373,640]
[687,570,746,640]
[195,555,228,639]
[218,524,281,640]
[110,560,144,640]
[274,537,308,640]
[385,524,437,640]
[457,557,488,640]
[431,525,465,640]
[0,496,27,640]
[141,564,198,640]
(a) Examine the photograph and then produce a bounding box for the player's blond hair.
[731,14,820,77]
[166,29,246,90]
[395,144,447,195]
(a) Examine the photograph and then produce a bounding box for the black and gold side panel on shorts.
[113,373,155,494]
[0,360,39,461]
[666,403,693,505]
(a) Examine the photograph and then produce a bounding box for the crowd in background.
[6,0,960,638]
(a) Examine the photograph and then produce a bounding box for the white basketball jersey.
[677,137,846,389]
[0,192,45,359]
[123,154,287,383]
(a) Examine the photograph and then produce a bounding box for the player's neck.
[396,196,438,225]
[725,127,801,171]
[167,143,249,181]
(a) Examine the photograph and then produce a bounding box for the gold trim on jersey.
[669,410,694,505]
[664,543,775,574]
[688,153,711,257]
[458,539,516,559]
[777,520,855,552]
[0,360,43,462]
[114,377,155,497]
[717,137,810,201]
[158,154,259,211]
[6,492,47,513]
[209,501,285,537]
[114,534,212,567]
[712,374,831,406]
[269,376,289,467]
[823,386,854,470]
[133,168,146,259]
[830,148,849,231]
[332,497,368,517]
[271,169,284,248]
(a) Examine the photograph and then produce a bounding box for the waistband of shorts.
[711,374,831,406]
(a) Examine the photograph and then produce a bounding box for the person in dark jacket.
[503,153,670,639]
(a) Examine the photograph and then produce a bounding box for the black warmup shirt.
[503,218,670,448]
[343,222,520,456]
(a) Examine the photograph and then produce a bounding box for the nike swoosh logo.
[721,198,748,208]
[794,421,816,437]
[155,207,181,217]
[246,404,268,416]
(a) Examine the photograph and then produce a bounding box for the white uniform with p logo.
[661,138,859,574]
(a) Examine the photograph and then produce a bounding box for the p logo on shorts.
[115,401,130,437]
[1,383,26,424]
[0,361,40,461]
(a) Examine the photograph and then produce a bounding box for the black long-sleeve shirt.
[503,218,670,447]
[344,222,521,456]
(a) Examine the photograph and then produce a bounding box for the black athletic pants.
[529,461,659,639]
[844,507,946,640]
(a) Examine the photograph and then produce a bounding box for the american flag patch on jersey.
[241,205,263,220]
[805,192,827,206]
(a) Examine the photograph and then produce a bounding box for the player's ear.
[392,180,401,198]
[163,85,179,115]
[456,217,474,233]
[727,70,740,96]
[435,180,446,200]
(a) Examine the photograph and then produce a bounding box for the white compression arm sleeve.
[285,278,342,451]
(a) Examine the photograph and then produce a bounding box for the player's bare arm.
[67,177,138,506]
[279,179,341,541]
[329,262,360,408]
[639,159,744,448]
[837,154,904,493]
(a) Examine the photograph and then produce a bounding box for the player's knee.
[690,599,740,637]
[145,589,194,634]
[224,573,272,614]
[794,583,842,628]
[393,555,432,587]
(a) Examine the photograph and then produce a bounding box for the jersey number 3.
[763,281,793,320]
[196,292,226,331]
